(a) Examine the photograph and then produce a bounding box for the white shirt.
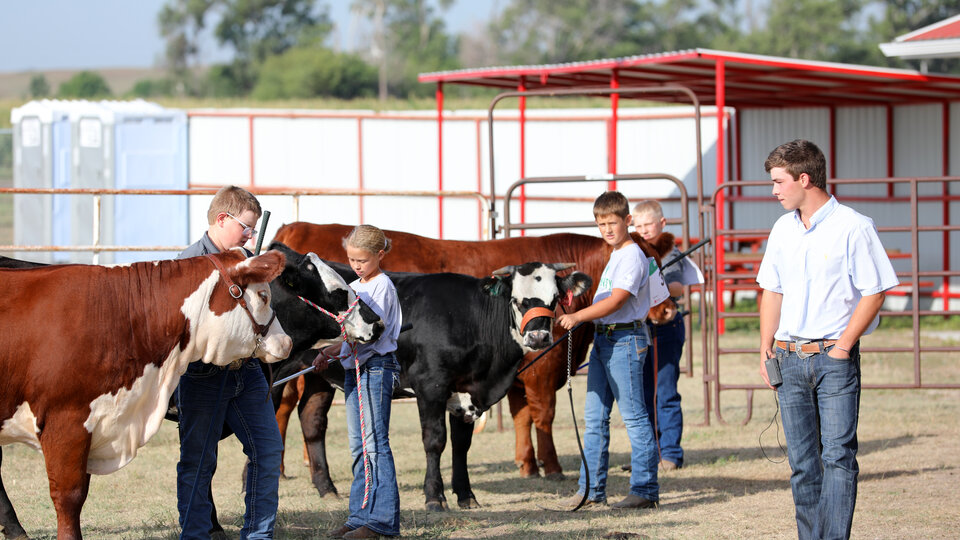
[339,272,402,369]
[757,196,899,341]
[593,242,651,325]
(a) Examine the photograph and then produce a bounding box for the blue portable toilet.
[11,100,188,263]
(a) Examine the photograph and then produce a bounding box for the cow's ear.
[559,271,592,298]
[234,250,285,286]
[480,275,511,297]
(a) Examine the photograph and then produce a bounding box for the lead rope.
[566,321,589,512]
[297,295,371,508]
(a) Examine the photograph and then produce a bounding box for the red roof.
[901,14,960,42]
[420,49,960,108]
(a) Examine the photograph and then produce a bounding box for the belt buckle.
[227,358,245,370]
[795,339,815,359]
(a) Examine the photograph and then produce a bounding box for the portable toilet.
[11,100,73,263]
[11,100,188,263]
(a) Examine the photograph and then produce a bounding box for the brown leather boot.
[342,525,382,538]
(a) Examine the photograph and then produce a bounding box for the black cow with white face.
[307,260,592,510]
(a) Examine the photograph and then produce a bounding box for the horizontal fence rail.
[0,187,490,263]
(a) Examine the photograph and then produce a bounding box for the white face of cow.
[306,253,383,343]
[446,392,482,423]
[243,280,293,363]
[490,262,592,352]
[181,263,292,366]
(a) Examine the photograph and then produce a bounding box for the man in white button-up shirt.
[757,140,898,540]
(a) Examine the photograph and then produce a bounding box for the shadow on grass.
[274,507,685,539]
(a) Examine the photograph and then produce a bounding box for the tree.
[29,74,51,98]
[158,0,332,95]
[351,0,459,98]
[487,0,741,65]
[251,46,377,99]
[57,71,112,99]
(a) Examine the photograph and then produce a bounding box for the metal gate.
[703,177,960,425]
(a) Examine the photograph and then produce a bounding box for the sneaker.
[610,494,659,509]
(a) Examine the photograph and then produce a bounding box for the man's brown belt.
[775,339,838,354]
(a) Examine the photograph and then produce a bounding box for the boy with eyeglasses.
[176,185,283,539]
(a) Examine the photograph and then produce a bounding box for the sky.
[0,0,498,73]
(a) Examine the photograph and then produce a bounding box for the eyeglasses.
[226,213,258,237]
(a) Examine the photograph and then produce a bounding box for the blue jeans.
[776,343,861,540]
[344,354,401,536]
[644,315,685,466]
[578,327,659,502]
[176,361,283,540]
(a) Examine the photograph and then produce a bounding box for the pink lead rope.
[298,295,372,509]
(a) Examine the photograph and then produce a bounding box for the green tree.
[251,46,377,99]
[57,71,112,99]
[129,77,178,98]
[352,0,459,98]
[487,0,741,65]
[158,0,332,95]
[28,74,51,98]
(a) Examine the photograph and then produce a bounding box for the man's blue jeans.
[644,315,685,466]
[176,361,282,540]
[578,327,659,502]
[776,343,861,540]
[344,354,401,536]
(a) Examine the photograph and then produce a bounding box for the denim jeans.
[176,360,283,540]
[644,315,685,466]
[776,343,861,540]
[578,327,659,502]
[343,354,401,536]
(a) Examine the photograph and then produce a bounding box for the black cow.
[281,260,592,510]
[0,246,383,540]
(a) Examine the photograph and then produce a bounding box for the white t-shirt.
[339,272,402,369]
[593,242,651,325]
[757,196,899,341]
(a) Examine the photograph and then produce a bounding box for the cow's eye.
[535,276,541,281]
[259,291,269,303]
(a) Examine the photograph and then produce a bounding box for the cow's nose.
[523,330,553,349]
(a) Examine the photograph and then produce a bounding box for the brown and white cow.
[271,222,675,494]
[0,250,292,539]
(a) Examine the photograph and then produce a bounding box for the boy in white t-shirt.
[557,191,660,510]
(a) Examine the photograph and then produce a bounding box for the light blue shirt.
[339,272,402,369]
[757,196,899,341]
[593,242,651,325]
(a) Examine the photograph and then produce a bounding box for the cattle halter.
[205,254,277,357]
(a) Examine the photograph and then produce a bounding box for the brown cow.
[272,222,674,486]
[0,250,292,539]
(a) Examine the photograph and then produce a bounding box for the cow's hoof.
[210,531,229,540]
[458,496,481,509]
[320,490,341,500]
[516,461,540,478]
[425,500,448,511]
[544,471,566,481]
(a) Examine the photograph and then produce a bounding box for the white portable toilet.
[11,100,188,263]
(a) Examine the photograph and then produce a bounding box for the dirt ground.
[3,328,959,539]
